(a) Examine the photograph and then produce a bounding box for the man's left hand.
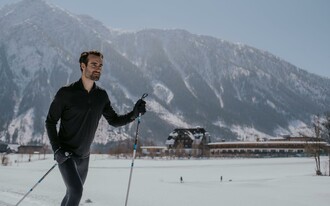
[133,99,146,118]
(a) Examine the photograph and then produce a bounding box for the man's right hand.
[54,148,71,164]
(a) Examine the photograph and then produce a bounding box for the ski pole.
[125,93,148,206]
[15,163,58,206]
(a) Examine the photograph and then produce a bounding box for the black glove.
[54,148,71,164]
[133,99,146,119]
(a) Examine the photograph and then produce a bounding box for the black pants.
[58,155,90,206]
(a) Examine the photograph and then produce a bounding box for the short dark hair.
[79,50,103,71]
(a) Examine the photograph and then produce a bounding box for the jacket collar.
[76,78,96,92]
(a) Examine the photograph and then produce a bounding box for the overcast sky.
[1,0,329,78]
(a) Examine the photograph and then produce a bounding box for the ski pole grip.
[141,93,148,100]
[137,93,148,120]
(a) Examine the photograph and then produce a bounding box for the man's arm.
[102,100,136,127]
[102,95,146,127]
[45,90,64,152]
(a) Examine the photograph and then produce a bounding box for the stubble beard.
[86,71,101,81]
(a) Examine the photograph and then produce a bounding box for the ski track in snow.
[1,154,330,206]
[0,191,49,206]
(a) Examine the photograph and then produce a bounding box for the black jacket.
[45,79,135,157]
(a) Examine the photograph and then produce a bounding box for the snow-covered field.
[0,154,329,206]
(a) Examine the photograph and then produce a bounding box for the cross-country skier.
[45,50,146,206]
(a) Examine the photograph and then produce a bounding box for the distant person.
[220,176,223,182]
[180,176,183,183]
[45,50,146,206]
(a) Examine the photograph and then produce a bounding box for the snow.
[183,75,198,98]
[7,108,36,144]
[230,66,250,80]
[152,82,174,104]
[274,119,314,137]
[266,99,276,109]
[231,125,274,141]
[148,99,190,128]
[0,154,329,206]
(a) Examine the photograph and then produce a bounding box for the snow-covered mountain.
[0,0,329,146]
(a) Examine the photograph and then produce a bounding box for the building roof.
[140,146,167,149]
[208,141,328,145]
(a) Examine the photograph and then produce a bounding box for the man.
[45,50,146,206]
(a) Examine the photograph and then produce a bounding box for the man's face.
[82,54,103,81]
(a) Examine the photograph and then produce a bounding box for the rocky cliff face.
[0,0,329,145]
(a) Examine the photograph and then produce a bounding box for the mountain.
[0,0,329,147]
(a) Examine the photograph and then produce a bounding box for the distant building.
[208,137,330,157]
[0,141,9,153]
[7,144,20,153]
[17,145,46,154]
[165,127,210,157]
[140,146,167,156]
